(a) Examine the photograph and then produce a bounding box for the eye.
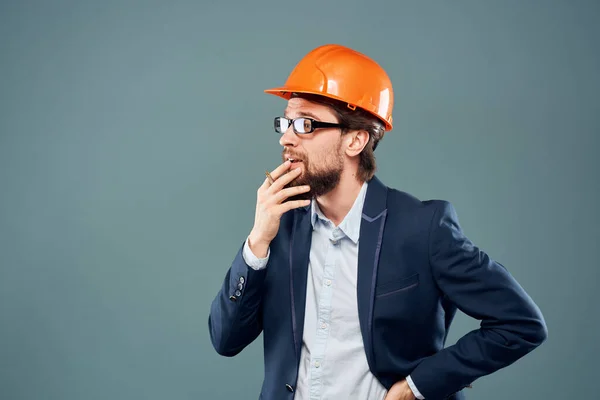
[303,119,311,132]
[292,118,313,133]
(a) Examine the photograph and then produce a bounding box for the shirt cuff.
[406,375,425,399]
[242,237,269,270]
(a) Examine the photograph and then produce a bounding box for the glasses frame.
[274,116,346,135]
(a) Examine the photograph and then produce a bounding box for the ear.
[344,130,370,157]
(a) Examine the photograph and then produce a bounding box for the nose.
[279,125,300,148]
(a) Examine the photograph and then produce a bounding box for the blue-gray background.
[1,1,598,399]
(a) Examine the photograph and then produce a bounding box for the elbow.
[529,314,548,347]
[496,309,548,357]
[526,303,548,348]
[211,336,243,358]
[514,297,548,351]
[208,316,242,357]
[212,341,241,358]
[516,310,548,353]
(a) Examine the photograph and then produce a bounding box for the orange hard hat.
[264,44,394,131]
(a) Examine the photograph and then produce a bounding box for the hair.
[290,93,386,182]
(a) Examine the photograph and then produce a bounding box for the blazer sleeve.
[409,201,548,399]
[208,241,269,357]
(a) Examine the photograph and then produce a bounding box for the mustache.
[282,152,306,160]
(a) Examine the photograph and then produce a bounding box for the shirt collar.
[310,181,368,244]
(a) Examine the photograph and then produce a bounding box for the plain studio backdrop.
[0,1,598,399]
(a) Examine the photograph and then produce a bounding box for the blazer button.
[285,384,294,392]
[235,290,242,297]
[229,295,237,301]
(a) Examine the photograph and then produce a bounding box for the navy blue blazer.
[208,176,547,400]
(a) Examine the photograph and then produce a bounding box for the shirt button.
[324,279,332,286]
[315,361,321,368]
[320,322,327,329]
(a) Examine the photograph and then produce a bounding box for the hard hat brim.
[264,86,393,131]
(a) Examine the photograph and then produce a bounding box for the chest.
[304,228,360,334]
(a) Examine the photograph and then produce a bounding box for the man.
[208,44,547,400]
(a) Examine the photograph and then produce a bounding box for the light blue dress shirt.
[243,181,424,399]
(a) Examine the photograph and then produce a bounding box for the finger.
[259,160,292,190]
[259,176,271,192]
[268,166,302,193]
[272,185,310,204]
[275,199,312,214]
[268,160,292,181]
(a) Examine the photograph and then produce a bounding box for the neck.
[314,166,364,226]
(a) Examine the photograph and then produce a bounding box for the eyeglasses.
[274,116,345,135]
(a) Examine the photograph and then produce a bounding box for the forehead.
[284,97,337,121]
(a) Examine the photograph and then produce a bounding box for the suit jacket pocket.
[375,273,419,297]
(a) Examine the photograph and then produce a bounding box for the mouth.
[286,156,303,165]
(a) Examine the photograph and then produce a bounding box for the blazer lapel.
[357,176,388,370]
[289,206,312,363]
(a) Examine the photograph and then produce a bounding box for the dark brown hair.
[291,93,386,182]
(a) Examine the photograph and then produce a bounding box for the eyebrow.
[283,110,322,120]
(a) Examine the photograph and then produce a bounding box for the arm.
[208,161,310,357]
[208,238,270,357]
[409,201,547,398]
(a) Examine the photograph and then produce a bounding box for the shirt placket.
[309,224,344,400]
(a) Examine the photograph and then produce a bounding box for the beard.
[282,146,344,202]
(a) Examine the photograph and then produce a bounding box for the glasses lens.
[274,117,290,133]
[293,118,312,134]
